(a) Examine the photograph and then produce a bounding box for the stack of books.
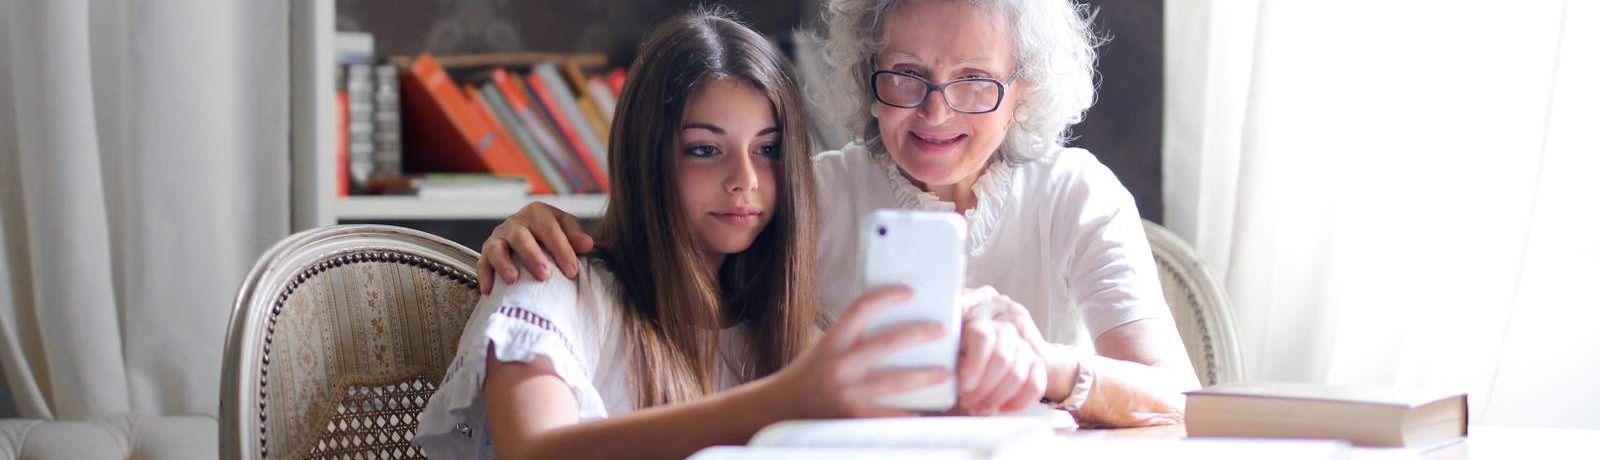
[334,31,403,195]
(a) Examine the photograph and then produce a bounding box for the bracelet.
[1042,348,1095,413]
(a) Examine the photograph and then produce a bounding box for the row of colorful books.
[399,53,625,196]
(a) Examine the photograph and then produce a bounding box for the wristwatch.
[1043,349,1095,413]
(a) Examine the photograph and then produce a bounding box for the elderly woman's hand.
[953,286,1050,415]
[477,201,594,294]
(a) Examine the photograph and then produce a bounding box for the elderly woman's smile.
[872,0,1018,201]
[908,130,967,153]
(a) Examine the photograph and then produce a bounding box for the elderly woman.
[477,0,1198,427]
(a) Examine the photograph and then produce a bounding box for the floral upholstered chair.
[220,225,481,459]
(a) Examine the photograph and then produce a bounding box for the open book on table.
[687,416,1060,460]
[688,413,1354,460]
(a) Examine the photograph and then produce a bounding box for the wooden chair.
[1143,220,1246,386]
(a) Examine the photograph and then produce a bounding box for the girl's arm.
[486,286,953,460]
[485,354,787,460]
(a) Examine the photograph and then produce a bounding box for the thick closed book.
[1185,382,1467,447]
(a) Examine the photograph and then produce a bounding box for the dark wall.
[1076,0,1164,223]
[336,0,1164,247]
[335,0,808,63]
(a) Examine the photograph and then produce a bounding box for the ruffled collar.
[869,152,1016,256]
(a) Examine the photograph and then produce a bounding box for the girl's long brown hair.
[590,8,819,408]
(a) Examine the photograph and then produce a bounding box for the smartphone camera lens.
[877,226,887,236]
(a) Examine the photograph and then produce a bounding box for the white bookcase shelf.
[291,0,337,230]
[291,0,608,228]
[335,194,607,221]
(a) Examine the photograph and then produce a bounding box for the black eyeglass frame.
[868,68,1022,114]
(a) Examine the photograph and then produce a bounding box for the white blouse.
[414,260,755,459]
[813,143,1170,347]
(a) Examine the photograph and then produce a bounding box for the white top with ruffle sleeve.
[413,259,753,459]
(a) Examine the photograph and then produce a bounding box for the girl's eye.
[757,144,781,158]
[895,68,923,77]
[959,73,988,80]
[684,145,719,157]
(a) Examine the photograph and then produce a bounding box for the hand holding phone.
[858,210,967,412]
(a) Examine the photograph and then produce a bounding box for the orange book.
[399,53,531,187]
[465,85,555,194]
[335,91,349,196]
[526,72,609,191]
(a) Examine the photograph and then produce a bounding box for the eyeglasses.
[870,68,1020,114]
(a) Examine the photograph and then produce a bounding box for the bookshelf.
[291,0,816,248]
[289,0,609,232]
[336,194,606,221]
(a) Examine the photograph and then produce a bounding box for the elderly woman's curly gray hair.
[818,0,1100,163]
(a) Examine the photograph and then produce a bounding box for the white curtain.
[1166,0,1600,428]
[0,0,289,420]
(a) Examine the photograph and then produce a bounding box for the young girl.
[414,10,953,459]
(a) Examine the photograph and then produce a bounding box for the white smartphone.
[858,209,967,412]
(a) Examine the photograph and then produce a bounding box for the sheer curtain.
[1165,0,1600,428]
[0,0,289,420]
